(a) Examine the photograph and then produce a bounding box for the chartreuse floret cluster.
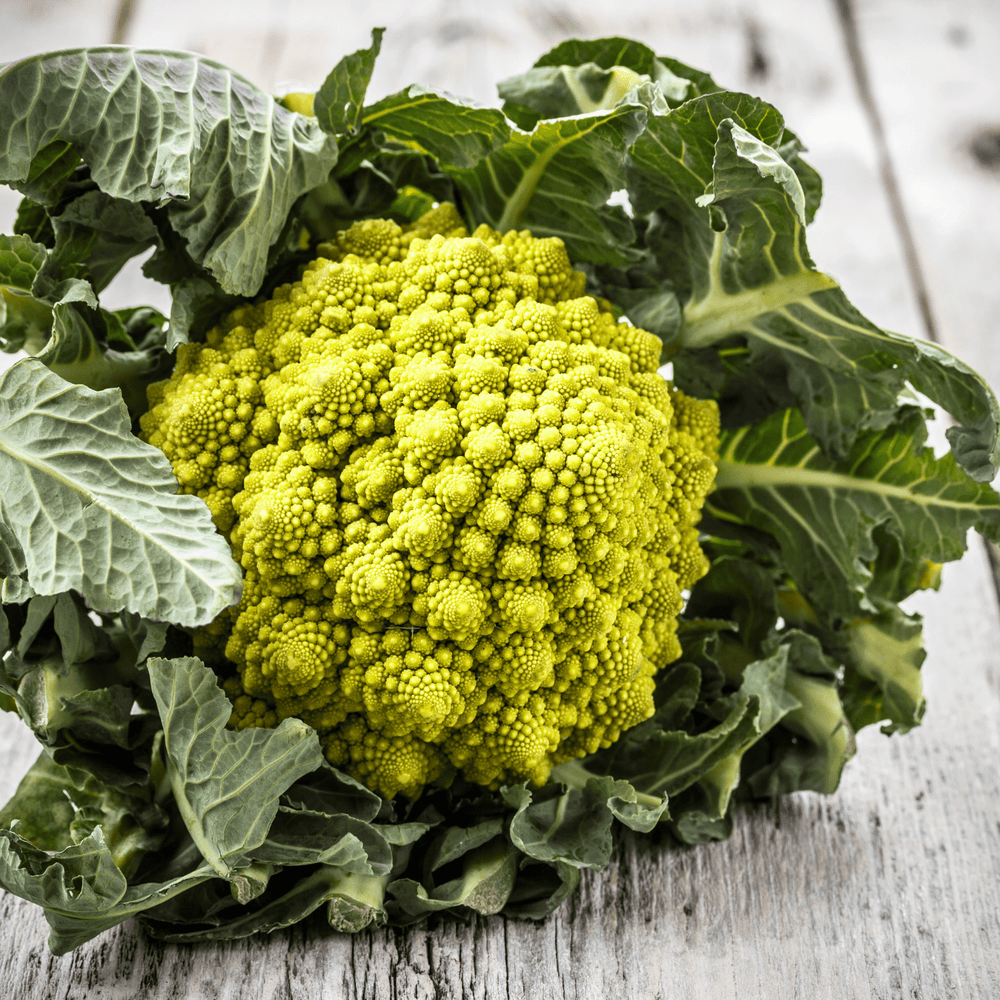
[141,205,720,800]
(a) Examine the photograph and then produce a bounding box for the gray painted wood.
[2,1,999,996]
[852,0,1000,389]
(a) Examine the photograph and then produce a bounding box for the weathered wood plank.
[1,1,999,998]
[851,0,1000,389]
[3,544,998,999]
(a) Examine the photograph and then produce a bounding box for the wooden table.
[2,1,998,996]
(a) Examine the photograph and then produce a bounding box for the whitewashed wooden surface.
[2,1,999,997]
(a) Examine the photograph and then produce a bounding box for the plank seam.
[832,0,939,345]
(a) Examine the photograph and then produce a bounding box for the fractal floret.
[141,206,720,799]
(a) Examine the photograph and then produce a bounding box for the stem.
[166,757,231,881]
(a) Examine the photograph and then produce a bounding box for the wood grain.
[2,1,999,997]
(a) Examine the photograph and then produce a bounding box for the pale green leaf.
[528,37,694,105]
[499,63,653,125]
[502,781,618,870]
[147,657,324,895]
[0,360,242,625]
[145,865,390,942]
[252,806,392,875]
[0,48,338,296]
[0,822,216,955]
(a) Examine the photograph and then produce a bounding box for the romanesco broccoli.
[141,206,719,799]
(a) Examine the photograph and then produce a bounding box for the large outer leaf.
[627,97,1000,479]
[0,360,242,624]
[0,48,338,296]
[710,407,1000,617]
[147,657,324,899]
[447,104,646,266]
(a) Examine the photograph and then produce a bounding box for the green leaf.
[8,140,82,208]
[0,592,163,785]
[297,164,399,240]
[164,275,241,352]
[0,751,79,850]
[737,647,803,736]
[388,836,518,919]
[0,537,34,604]
[0,48,338,297]
[314,27,385,135]
[534,36,662,74]
[1,231,173,408]
[281,761,385,823]
[448,105,646,266]
[650,661,704,728]
[669,647,799,818]
[840,607,926,734]
[744,634,855,796]
[710,407,1000,617]
[665,785,735,845]
[628,99,1000,477]
[597,695,758,799]
[595,776,668,832]
[1,235,54,355]
[526,37,695,106]
[0,827,129,946]
[545,761,669,832]
[147,657,324,899]
[0,820,217,955]
[423,817,504,873]
[499,63,653,127]
[0,233,48,291]
[0,361,242,624]
[591,243,683,350]
[145,864,391,942]
[46,190,159,294]
[360,87,510,170]
[586,638,801,818]
[683,556,779,657]
[252,806,392,875]
[502,858,580,919]
[5,750,167,866]
[502,781,617,871]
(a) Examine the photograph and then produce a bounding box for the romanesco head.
[141,205,719,800]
